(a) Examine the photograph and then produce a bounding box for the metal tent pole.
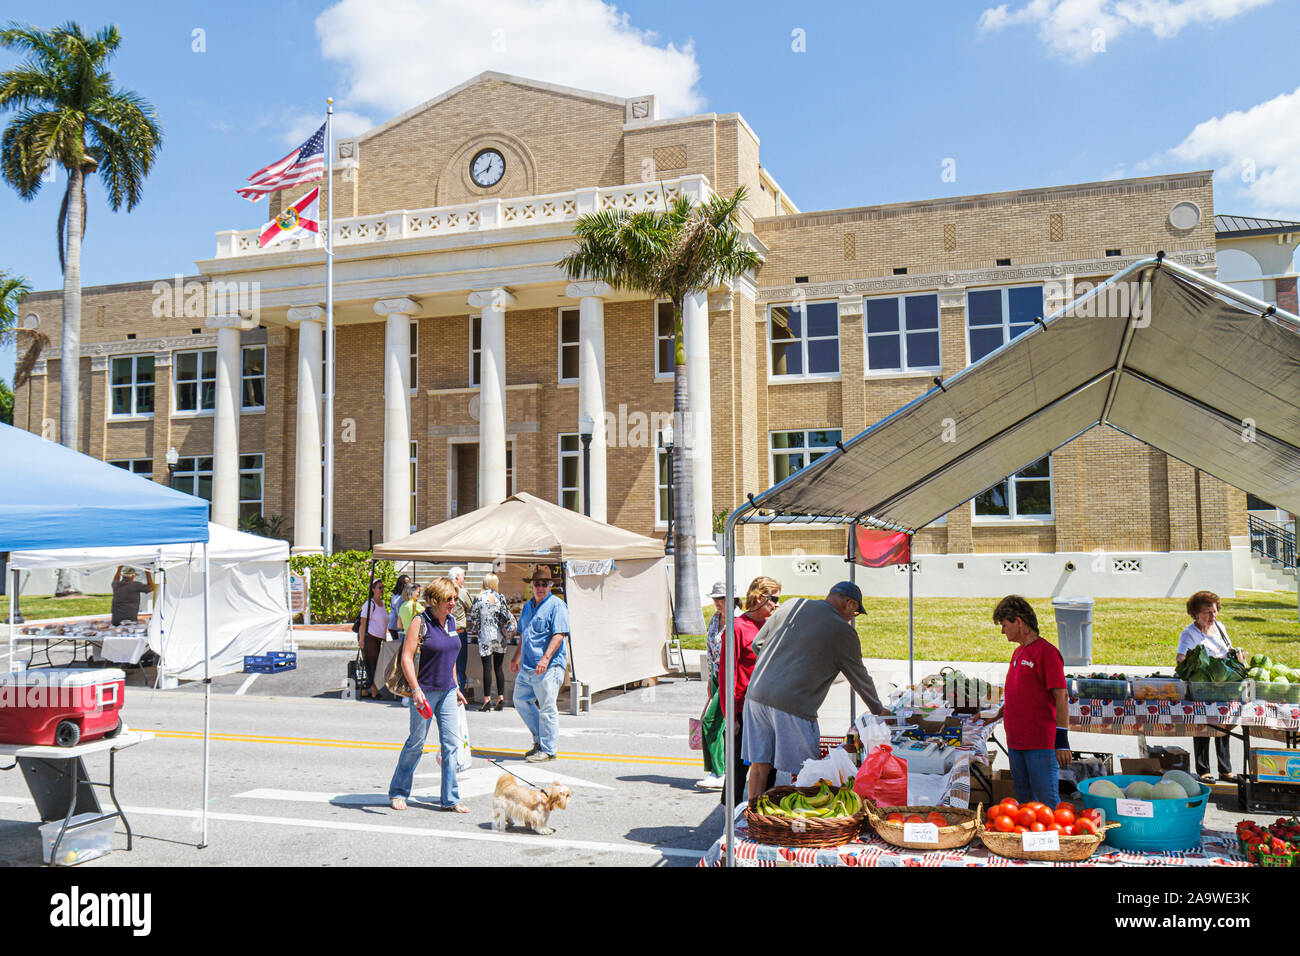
[907,533,915,688]
[200,542,211,848]
[848,520,857,724]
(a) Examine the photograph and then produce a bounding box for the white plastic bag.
[456,701,473,772]
[854,713,892,755]
[795,746,859,787]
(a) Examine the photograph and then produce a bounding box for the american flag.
[236,122,326,201]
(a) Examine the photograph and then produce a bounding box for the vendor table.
[698,824,1251,867]
[0,730,151,866]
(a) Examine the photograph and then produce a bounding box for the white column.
[567,281,610,522]
[468,288,514,509]
[287,306,324,553]
[683,290,715,552]
[205,313,257,529]
[375,297,418,542]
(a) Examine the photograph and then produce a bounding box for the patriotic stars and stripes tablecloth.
[1070,698,1300,731]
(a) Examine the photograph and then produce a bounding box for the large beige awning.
[752,258,1300,527]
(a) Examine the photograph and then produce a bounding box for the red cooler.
[0,668,126,747]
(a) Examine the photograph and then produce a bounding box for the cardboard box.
[1143,745,1190,772]
[1120,757,1163,775]
[991,769,1018,803]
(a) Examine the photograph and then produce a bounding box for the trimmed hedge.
[289,551,396,624]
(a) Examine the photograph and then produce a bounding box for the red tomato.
[998,799,1020,815]
[994,814,1016,833]
[1055,801,1075,811]
[1053,807,1076,827]
[1013,825,1029,834]
[1034,806,1055,826]
[1029,822,1046,832]
[905,814,925,824]
[1015,808,1036,828]
[1072,818,1097,836]
[925,812,948,827]
[1082,808,1103,825]
[1023,801,1044,812]
[1048,823,1066,834]
[886,812,906,823]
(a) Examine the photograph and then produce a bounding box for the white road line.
[233,769,613,806]
[235,674,259,696]
[0,795,704,860]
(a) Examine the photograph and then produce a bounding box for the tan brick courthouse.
[13,72,1298,597]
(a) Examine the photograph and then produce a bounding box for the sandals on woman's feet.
[443,804,469,813]
[390,797,407,811]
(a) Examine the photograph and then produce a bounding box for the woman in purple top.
[388,577,469,812]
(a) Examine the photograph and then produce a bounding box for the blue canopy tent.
[0,423,216,846]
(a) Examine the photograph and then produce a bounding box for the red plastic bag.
[854,744,908,807]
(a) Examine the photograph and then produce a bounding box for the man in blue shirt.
[510,565,570,762]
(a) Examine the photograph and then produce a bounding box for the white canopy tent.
[10,523,292,680]
[719,256,1300,862]
[374,492,670,696]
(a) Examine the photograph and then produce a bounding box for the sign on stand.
[1115,798,1154,818]
[903,822,939,844]
[1023,830,1060,851]
[289,571,310,624]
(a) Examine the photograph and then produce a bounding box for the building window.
[966,285,1043,363]
[239,453,263,522]
[974,456,1053,520]
[866,294,941,372]
[770,429,842,484]
[173,456,214,506]
[656,430,671,526]
[558,308,579,383]
[175,349,217,413]
[108,459,152,480]
[655,301,675,378]
[769,302,839,377]
[470,316,481,387]
[109,355,155,417]
[409,440,418,531]
[558,433,581,511]
[242,346,266,410]
[409,319,419,391]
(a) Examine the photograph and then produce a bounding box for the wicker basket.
[863,801,978,850]
[975,813,1119,862]
[743,786,866,849]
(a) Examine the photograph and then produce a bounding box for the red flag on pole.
[852,526,911,567]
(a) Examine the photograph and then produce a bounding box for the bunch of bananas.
[753,781,862,819]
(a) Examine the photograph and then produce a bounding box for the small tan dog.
[492,774,571,835]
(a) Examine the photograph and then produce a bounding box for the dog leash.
[485,757,552,799]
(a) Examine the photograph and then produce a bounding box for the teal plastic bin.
[1079,774,1210,852]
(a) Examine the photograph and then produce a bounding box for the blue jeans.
[388,687,461,807]
[1008,748,1060,807]
[513,665,565,756]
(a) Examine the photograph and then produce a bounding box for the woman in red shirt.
[720,576,781,805]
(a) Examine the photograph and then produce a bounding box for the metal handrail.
[1248,513,1296,570]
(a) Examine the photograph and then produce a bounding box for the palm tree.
[0,270,32,424]
[0,22,162,449]
[560,186,761,633]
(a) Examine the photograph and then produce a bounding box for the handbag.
[688,717,703,751]
[348,651,369,695]
[385,617,423,698]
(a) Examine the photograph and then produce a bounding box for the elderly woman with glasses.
[716,576,781,804]
[388,577,469,812]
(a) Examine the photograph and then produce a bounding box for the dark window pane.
[561,456,578,488]
[239,502,260,522]
[1015,479,1052,516]
[198,457,213,470]
[240,454,260,470]
[471,355,481,386]
[658,337,673,373]
[200,381,216,410]
[807,338,840,374]
[771,431,805,450]
[974,481,1010,516]
[243,378,265,408]
[866,298,900,334]
[178,383,196,411]
[969,327,1004,362]
[806,302,838,338]
[110,460,128,470]
[657,302,674,336]
[239,471,262,500]
[809,430,841,448]
[1008,286,1043,326]
[471,318,481,350]
[110,358,130,386]
[868,334,901,370]
[904,294,939,330]
[771,306,801,339]
[561,312,579,345]
[243,349,264,376]
[771,340,802,375]
[1009,321,1034,342]
[561,345,578,380]
[201,351,216,377]
[137,356,154,383]
[560,435,579,452]
[112,387,131,416]
[137,385,154,413]
[1017,456,1050,479]
[968,289,1003,327]
[906,330,940,368]
[772,453,804,483]
[197,475,213,501]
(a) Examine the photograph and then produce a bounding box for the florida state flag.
[851,526,911,567]
[259,187,320,247]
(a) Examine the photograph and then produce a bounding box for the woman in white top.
[1176,590,1242,784]
[359,579,391,699]
[469,573,516,712]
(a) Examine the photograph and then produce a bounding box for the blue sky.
[3,0,1299,379]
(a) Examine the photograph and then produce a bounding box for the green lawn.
[679,591,1300,669]
[15,594,114,620]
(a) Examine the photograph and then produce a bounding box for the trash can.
[1052,596,1095,666]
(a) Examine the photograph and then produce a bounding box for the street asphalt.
[0,647,1271,867]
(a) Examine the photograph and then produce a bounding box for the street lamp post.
[662,424,674,556]
[166,446,179,489]
[578,414,594,517]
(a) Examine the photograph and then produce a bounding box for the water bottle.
[416,695,432,719]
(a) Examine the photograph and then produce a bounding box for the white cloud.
[978,0,1272,61]
[314,0,703,127]
[281,110,372,147]
[1166,85,1300,216]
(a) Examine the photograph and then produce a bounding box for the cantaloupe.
[1161,769,1201,798]
[1090,779,1124,799]
[1150,781,1186,800]
[1124,780,1155,800]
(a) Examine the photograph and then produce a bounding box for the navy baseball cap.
[829,581,865,614]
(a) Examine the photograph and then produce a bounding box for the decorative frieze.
[82,333,218,357]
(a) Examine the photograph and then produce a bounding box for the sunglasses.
[532,580,553,587]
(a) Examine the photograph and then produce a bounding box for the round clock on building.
[470,148,505,188]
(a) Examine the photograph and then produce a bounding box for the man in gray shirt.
[741,581,885,801]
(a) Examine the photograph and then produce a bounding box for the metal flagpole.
[324,99,336,555]
[200,542,211,848]
[907,533,915,688]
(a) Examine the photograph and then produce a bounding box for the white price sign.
[903,822,940,844]
[1022,830,1060,851]
[1116,798,1154,818]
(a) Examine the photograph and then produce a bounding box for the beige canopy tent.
[374,492,670,695]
